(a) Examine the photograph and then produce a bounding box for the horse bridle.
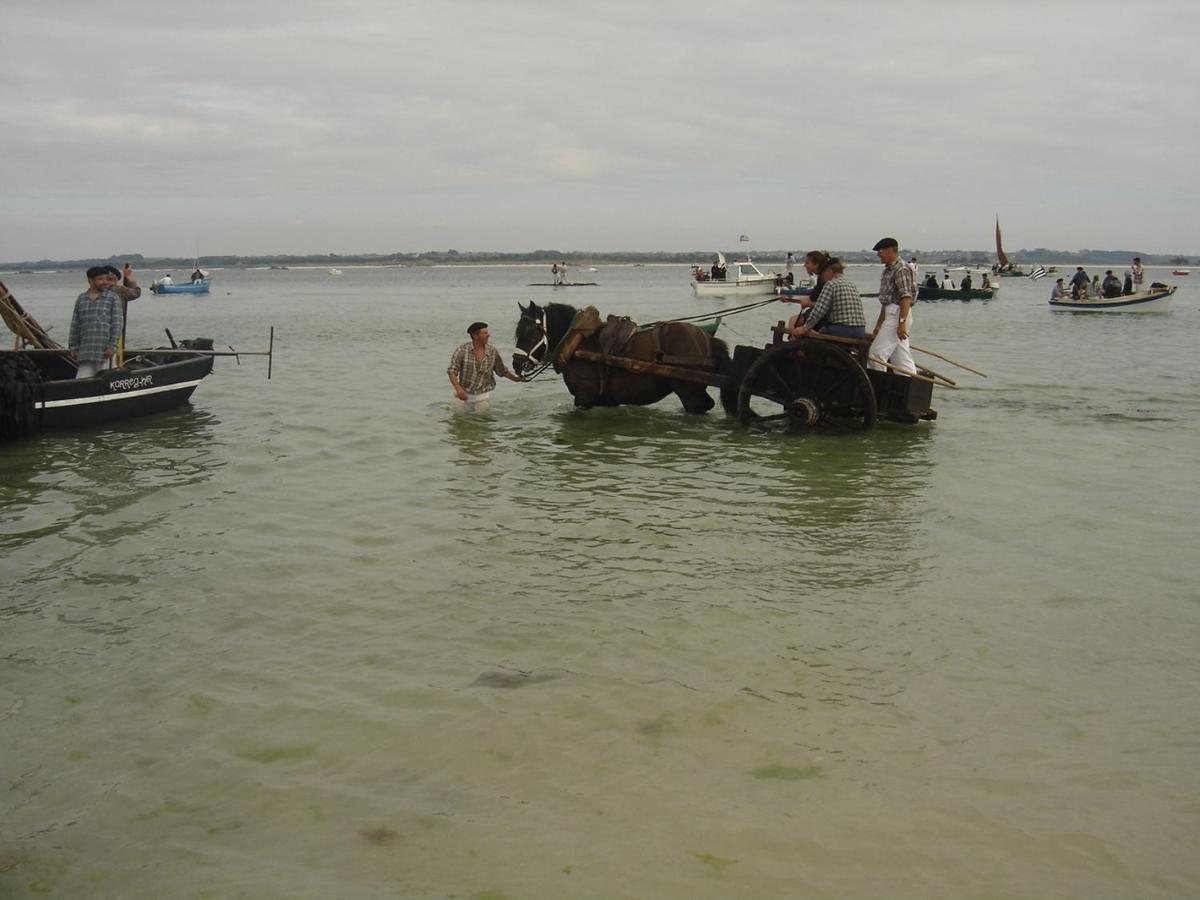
[512,308,549,367]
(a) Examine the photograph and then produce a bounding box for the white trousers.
[459,391,492,412]
[868,306,916,375]
[75,360,105,379]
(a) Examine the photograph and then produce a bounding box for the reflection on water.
[439,401,938,607]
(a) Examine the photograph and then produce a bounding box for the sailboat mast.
[995,216,1010,269]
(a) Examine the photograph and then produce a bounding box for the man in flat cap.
[69,266,124,378]
[448,321,526,412]
[101,264,141,365]
[868,237,916,376]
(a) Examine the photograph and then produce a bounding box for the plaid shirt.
[448,342,509,394]
[69,290,123,363]
[878,258,916,307]
[806,275,865,330]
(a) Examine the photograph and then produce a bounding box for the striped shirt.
[878,258,916,307]
[448,342,510,394]
[68,290,123,363]
[806,275,865,330]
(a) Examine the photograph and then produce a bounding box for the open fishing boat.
[1,280,270,442]
[693,254,780,298]
[1049,285,1175,313]
[1172,269,1190,276]
[3,345,216,439]
[918,284,996,301]
[151,275,211,295]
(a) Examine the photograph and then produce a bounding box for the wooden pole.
[868,355,955,388]
[910,345,988,377]
[909,361,956,387]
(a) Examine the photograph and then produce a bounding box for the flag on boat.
[1029,265,1048,280]
[739,234,750,242]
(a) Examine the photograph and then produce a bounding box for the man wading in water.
[447,321,526,412]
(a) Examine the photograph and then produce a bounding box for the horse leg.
[675,382,716,414]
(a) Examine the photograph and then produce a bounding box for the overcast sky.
[2,0,1197,260]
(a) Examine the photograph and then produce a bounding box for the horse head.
[513,301,549,375]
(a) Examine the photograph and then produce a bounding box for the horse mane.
[541,302,581,347]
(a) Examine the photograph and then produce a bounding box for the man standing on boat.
[448,321,527,412]
[1131,257,1145,293]
[69,266,123,379]
[103,264,141,365]
[868,237,916,376]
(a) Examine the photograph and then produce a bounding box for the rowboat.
[775,285,815,298]
[1,280,272,442]
[2,345,215,440]
[918,285,996,301]
[693,255,780,298]
[1172,269,1190,276]
[1049,285,1175,313]
[151,276,211,295]
[527,282,598,287]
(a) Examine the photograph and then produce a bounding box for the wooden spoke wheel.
[736,340,877,432]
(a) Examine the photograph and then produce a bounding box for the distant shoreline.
[1,249,1193,273]
[1,260,1190,277]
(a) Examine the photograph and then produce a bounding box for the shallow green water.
[3,264,1199,898]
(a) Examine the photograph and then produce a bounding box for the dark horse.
[513,302,731,413]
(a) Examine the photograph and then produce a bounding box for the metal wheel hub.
[790,397,820,425]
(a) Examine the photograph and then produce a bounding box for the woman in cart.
[787,258,867,340]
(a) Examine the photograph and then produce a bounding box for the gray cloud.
[2,0,1198,259]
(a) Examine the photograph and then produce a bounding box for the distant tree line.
[2,248,1191,271]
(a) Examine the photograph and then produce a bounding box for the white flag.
[1030,265,1048,281]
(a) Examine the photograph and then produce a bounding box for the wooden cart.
[571,321,937,432]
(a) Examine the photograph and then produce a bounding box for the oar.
[910,345,987,377]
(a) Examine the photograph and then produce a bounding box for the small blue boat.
[151,272,211,295]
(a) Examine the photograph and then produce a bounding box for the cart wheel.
[736,341,877,432]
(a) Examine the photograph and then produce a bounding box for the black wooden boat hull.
[4,351,214,436]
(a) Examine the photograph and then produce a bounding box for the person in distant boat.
[1102,270,1122,298]
[1123,271,1134,295]
[558,261,568,285]
[783,249,830,332]
[1089,275,1101,298]
[551,262,560,285]
[1131,257,1145,292]
[191,268,204,283]
[960,272,973,291]
[1069,266,1089,300]
[69,266,124,379]
[908,256,920,283]
[159,273,173,286]
[785,252,796,283]
[868,237,916,376]
[1050,278,1066,301]
[923,273,938,289]
[447,321,526,412]
[710,258,726,281]
[981,273,992,290]
[788,258,866,340]
[940,272,955,289]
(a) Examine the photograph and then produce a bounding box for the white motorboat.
[1049,285,1176,313]
[692,254,780,298]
